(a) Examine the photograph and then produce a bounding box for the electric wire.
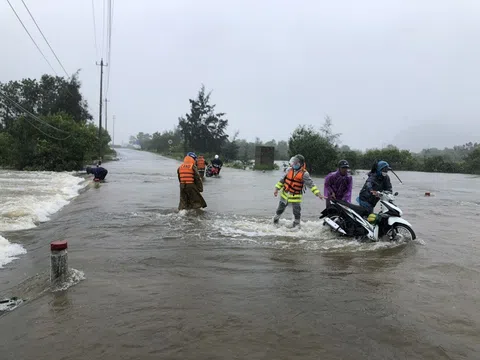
[5,0,58,75]
[0,90,70,134]
[20,0,70,78]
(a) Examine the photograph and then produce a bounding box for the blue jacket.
[359,172,392,207]
[91,167,108,179]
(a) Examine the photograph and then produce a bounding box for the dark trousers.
[275,200,301,224]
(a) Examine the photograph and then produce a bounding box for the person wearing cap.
[324,160,353,208]
[273,154,324,228]
[357,160,393,213]
[177,152,207,210]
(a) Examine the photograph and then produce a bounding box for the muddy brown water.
[1,149,479,359]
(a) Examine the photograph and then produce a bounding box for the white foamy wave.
[0,297,23,312]
[127,209,413,252]
[209,216,408,252]
[0,235,26,268]
[0,170,87,232]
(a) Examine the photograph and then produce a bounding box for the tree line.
[0,72,112,171]
[130,84,479,175]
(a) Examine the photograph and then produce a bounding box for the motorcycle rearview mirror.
[394,192,398,196]
[390,169,403,184]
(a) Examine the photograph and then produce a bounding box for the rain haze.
[1,0,479,151]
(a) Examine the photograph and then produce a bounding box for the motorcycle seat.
[335,199,370,217]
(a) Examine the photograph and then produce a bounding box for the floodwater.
[1,149,479,360]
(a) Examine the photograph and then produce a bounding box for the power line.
[9,0,94,116]
[0,90,70,134]
[24,117,72,141]
[105,0,113,95]
[20,0,70,78]
[6,0,58,75]
[91,0,99,58]
[102,0,106,58]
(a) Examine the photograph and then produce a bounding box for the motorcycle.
[205,164,221,177]
[320,191,416,242]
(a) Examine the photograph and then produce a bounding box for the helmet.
[377,160,390,171]
[214,155,219,159]
[338,159,350,168]
[187,152,197,161]
[376,160,391,176]
[289,154,305,170]
[295,154,305,165]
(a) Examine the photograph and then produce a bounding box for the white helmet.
[214,155,219,159]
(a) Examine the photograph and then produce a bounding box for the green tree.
[320,115,341,146]
[465,147,480,174]
[145,127,183,154]
[135,132,152,150]
[222,130,240,161]
[275,140,289,160]
[236,139,254,162]
[338,145,362,171]
[288,125,338,175]
[0,73,109,171]
[0,113,103,171]
[178,85,229,153]
[0,72,92,127]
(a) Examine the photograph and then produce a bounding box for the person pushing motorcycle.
[273,154,324,228]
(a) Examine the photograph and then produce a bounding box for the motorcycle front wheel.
[387,224,416,242]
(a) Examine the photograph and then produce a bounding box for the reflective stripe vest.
[284,168,304,194]
[274,169,305,203]
[197,156,206,170]
[178,162,195,184]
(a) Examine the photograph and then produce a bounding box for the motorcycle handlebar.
[376,191,399,197]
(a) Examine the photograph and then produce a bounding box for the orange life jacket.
[178,156,195,184]
[284,168,305,194]
[197,156,206,169]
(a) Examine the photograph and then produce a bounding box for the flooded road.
[1,148,479,359]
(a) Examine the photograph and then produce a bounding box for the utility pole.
[96,58,108,158]
[112,115,116,146]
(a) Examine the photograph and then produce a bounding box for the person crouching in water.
[273,154,324,228]
[323,159,353,208]
[86,166,108,182]
[197,155,206,179]
[178,152,207,211]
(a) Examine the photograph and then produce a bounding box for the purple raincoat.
[324,170,353,204]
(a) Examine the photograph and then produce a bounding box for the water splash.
[0,235,26,268]
[51,268,86,292]
[139,210,416,253]
[0,297,23,313]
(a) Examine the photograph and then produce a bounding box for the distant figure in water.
[86,166,108,182]
[177,152,207,210]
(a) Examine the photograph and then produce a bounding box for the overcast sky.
[1,0,479,151]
